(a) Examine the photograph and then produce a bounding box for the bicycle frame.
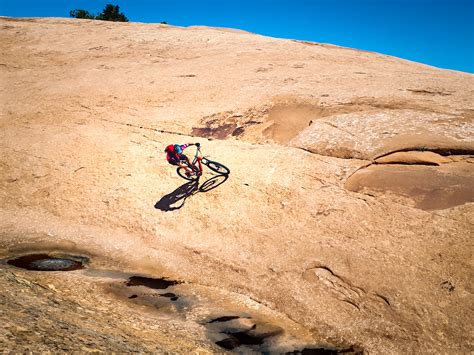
[176,145,230,180]
[187,145,204,175]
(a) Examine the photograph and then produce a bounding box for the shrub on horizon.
[69,4,129,22]
[69,9,95,19]
[96,4,129,22]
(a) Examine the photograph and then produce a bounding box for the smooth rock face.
[289,110,474,159]
[1,17,473,353]
[345,161,474,210]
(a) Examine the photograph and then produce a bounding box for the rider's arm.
[180,143,197,150]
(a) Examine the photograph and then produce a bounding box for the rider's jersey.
[166,144,189,164]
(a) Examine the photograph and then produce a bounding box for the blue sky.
[1,0,473,73]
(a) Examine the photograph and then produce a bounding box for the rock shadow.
[155,174,228,212]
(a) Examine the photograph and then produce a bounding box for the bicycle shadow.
[154,174,229,212]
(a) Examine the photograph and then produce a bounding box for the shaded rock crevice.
[373,148,474,161]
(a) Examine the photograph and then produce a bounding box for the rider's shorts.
[169,154,187,166]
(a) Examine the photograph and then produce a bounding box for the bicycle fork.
[195,157,203,175]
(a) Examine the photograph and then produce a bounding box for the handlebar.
[193,144,202,160]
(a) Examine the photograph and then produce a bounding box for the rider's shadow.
[154,175,229,212]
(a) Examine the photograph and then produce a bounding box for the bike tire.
[177,167,199,181]
[204,160,230,175]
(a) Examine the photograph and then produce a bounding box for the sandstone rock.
[375,151,452,165]
[0,17,473,353]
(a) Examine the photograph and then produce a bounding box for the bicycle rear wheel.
[204,160,230,175]
[177,167,199,181]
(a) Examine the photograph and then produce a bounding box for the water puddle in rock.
[159,292,179,301]
[214,321,284,350]
[6,254,86,271]
[125,275,181,289]
[216,330,267,349]
[107,275,361,353]
[205,315,286,351]
[4,253,360,353]
[3,253,362,354]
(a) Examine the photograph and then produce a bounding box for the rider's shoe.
[185,171,191,177]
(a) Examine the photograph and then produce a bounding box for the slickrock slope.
[1,17,473,353]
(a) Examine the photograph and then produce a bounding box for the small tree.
[69,4,129,22]
[69,9,95,19]
[96,4,129,22]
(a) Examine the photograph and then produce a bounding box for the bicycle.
[177,144,230,181]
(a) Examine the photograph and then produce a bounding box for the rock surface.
[345,161,474,210]
[374,151,452,165]
[1,17,473,353]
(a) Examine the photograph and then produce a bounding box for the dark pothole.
[160,292,179,301]
[126,275,181,289]
[213,320,283,351]
[6,254,87,271]
[215,329,268,350]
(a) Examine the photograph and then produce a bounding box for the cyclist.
[164,143,200,176]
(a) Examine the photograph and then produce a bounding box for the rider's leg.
[185,156,199,174]
[178,162,193,174]
[183,156,197,174]
[176,154,192,173]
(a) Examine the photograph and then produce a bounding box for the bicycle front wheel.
[204,160,230,175]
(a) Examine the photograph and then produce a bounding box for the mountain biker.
[164,143,200,176]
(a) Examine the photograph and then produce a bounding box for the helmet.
[164,144,174,153]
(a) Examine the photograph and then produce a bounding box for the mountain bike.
[177,144,230,181]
